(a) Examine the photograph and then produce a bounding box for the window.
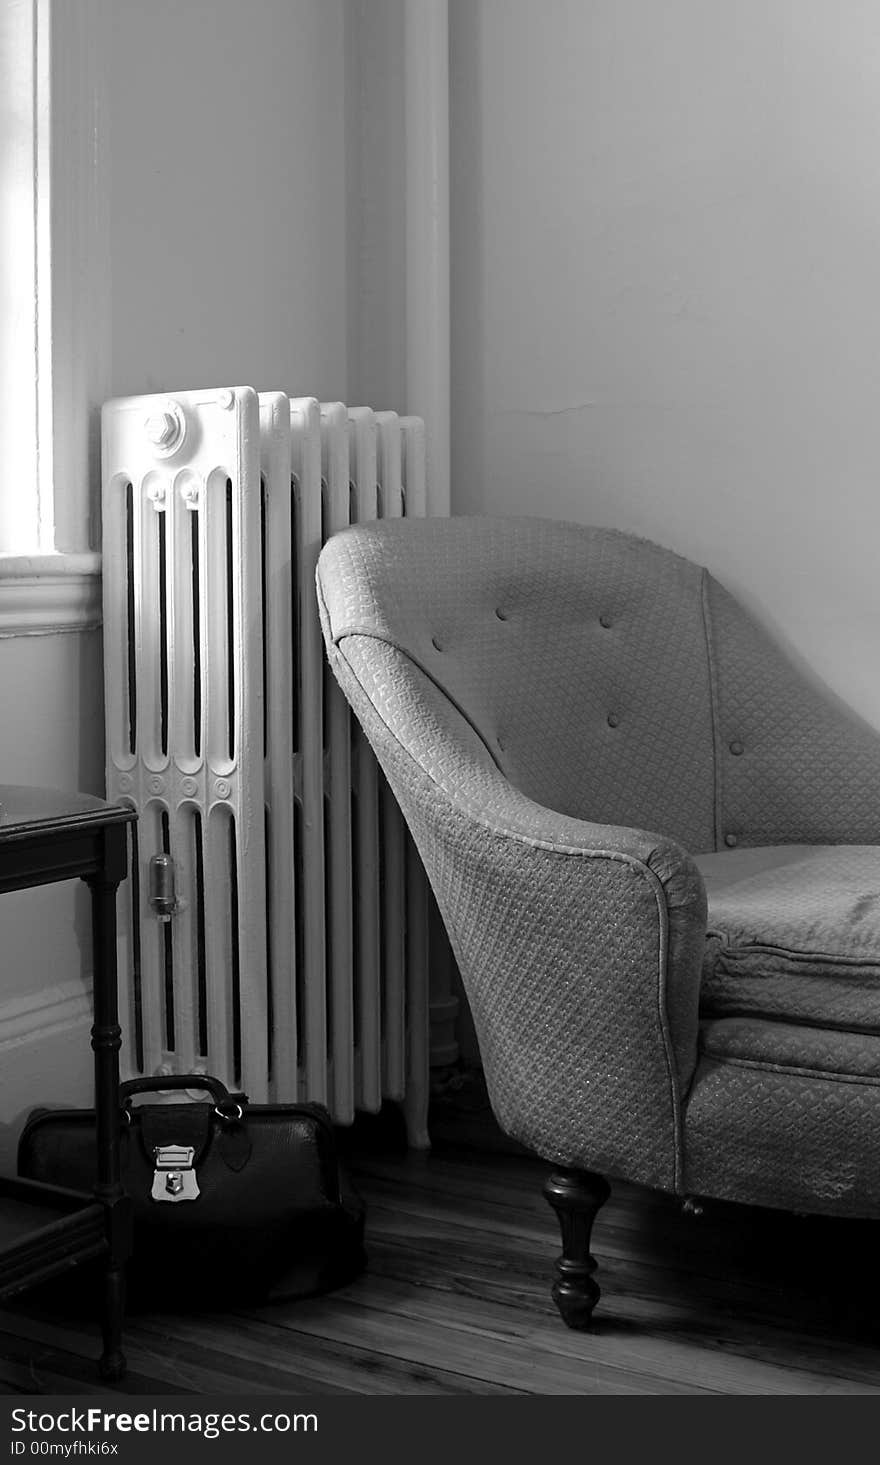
[0,0,103,635]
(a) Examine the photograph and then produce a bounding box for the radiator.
[101,386,431,1146]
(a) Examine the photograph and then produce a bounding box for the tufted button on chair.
[316,514,880,1329]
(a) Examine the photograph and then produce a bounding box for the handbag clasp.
[151,1144,200,1202]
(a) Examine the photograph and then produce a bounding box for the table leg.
[88,856,131,1382]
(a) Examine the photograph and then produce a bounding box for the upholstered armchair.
[316,515,880,1329]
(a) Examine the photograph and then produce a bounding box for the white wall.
[450,0,880,730]
[107,0,348,403]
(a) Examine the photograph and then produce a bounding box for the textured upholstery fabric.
[685,1052,880,1216]
[316,514,880,1215]
[321,515,717,851]
[322,633,705,1192]
[706,578,880,846]
[696,845,880,1030]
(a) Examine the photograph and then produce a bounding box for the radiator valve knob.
[148,853,178,922]
[145,411,179,448]
[144,400,186,457]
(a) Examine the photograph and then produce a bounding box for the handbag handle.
[119,1074,248,1121]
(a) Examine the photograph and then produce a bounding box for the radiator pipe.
[404,0,450,519]
[405,0,458,1072]
[148,852,178,922]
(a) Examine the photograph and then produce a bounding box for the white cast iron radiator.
[101,387,431,1146]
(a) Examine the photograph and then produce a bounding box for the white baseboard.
[0,976,93,1048]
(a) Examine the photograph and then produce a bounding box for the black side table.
[0,785,135,1380]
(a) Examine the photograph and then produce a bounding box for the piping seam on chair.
[314,575,508,779]
[698,1053,880,1087]
[712,943,880,970]
[700,569,724,853]
[333,627,507,778]
[642,859,686,1192]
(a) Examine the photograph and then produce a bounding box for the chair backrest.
[318,515,718,851]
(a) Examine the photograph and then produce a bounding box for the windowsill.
[0,551,102,638]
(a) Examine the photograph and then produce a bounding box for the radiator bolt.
[118,774,132,793]
[181,777,198,797]
[217,389,235,410]
[148,776,165,795]
[215,779,231,799]
[144,400,186,459]
[145,410,180,449]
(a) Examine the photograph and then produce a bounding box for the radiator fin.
[102,387,431,1142]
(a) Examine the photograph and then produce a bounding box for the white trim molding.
[0,976,93,1050]
[0,551,102,637]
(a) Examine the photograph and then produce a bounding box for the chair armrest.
[324,627,706,1195]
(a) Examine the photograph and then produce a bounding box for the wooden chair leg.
[543,1167,611,1329]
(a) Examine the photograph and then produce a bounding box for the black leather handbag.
[17,1074,366,1309]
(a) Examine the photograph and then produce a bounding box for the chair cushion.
[695,845,880,1031]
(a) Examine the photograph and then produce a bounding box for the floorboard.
[2,1122,879,1396]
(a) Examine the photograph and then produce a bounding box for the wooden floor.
[2,1108,880,1395]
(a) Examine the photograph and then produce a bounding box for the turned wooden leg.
[543,1167,611,1329]
[88,861,131,1382]
[99,1261,127,1382]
